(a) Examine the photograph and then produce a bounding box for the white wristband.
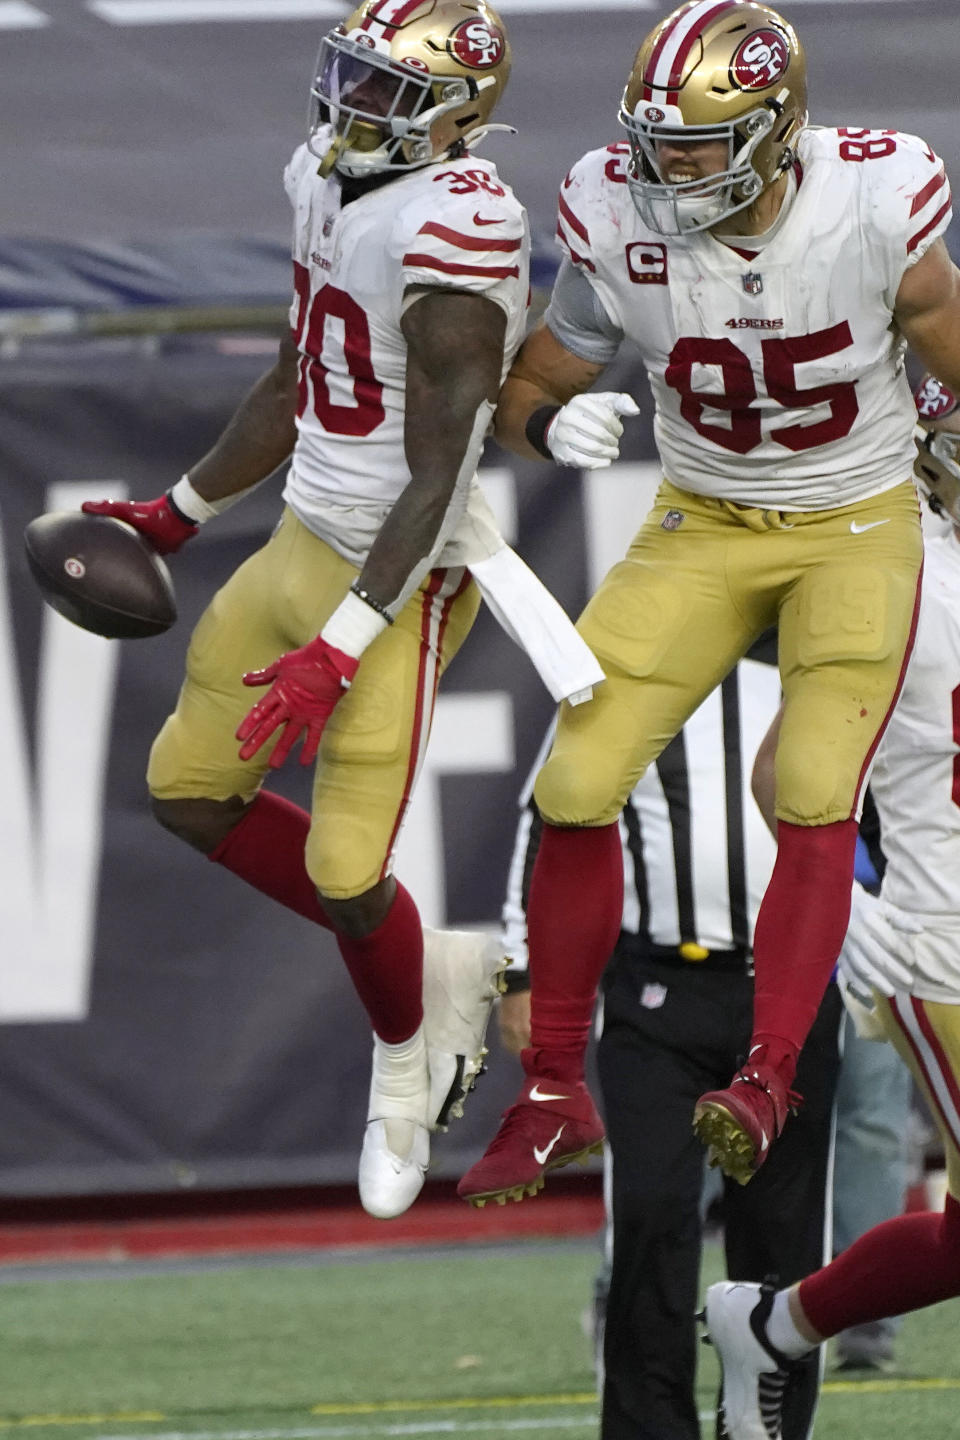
[320,587,389,660]
[169,474,246,524]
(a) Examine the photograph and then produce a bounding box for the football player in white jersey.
[82,0,532,1220]
[703,373,960,1440]
[459,0,960,1205]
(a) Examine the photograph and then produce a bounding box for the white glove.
[546,391,640,470]
[838,884,916,1001]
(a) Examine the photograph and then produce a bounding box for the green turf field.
[1,1238,959,1440]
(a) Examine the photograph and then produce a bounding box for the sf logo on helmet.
[449,18,505,68]
[916,376,958,419]
[731,29,790,89]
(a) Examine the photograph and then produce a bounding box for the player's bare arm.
[494,321,639,468]
[187,334,300,502]
[81,334,300,553]
[235,289,508,771]
[355,286,507,609]
[894,239,960,393]
[494,321,604,458]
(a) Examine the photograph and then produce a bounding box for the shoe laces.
[734,1066,802,1110]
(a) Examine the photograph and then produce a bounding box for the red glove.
[81,495,198,555]
[236,635,360,770]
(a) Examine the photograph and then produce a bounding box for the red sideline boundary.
[0,1178,605,1266]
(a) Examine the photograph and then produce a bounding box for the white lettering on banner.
[0,483,124,1023]
[583,460,662,590]
[395,691,515,927]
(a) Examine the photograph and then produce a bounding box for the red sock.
[336,881,424,1044]
[526,822,623,1083]
[208,792,330,928]
[749,817,858,1085]
[210,793,422,1042]
[799,1194,960,1337]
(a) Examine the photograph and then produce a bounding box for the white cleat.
[358,1028,431,1220]
[421,928,509,1130]
[702,1281,798,1440]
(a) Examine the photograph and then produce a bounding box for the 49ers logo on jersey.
[730,29,790,90]
[448,17,505,68]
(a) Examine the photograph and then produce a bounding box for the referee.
[499,634,843,1440]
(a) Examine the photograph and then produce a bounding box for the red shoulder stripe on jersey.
[416,221,521,254]
[910,166,947,218]
[906,194,952,254]
[642,0,738,102]
[557,191,589,245]
[555,224,596,273]
[402,251,520,280]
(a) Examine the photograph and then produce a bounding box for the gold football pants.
[148,507,480,898]
[536,478,922,828]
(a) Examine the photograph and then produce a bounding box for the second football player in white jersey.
[460,0,960,1207]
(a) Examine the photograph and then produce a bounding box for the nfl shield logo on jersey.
[640,983,668,1010]
[661,509,685,531]
[742,272,763,295]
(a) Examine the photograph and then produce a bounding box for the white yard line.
[97,1420,599,1440]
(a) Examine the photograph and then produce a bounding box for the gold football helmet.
[309,0,512,180]
[619,0,808,235]
[913,375,960,526]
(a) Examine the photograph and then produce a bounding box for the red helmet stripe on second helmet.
[643,0,741,101]
[360,0,427,33]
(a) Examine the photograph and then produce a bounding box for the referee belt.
[645,941,753,974]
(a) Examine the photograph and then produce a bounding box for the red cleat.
[457,1074,605,1207]
[693,1060,800,1186]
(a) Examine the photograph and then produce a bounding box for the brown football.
[24,511,177,639]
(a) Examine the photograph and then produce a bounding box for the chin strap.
[457,122,518,152]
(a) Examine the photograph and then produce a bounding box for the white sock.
[368,1026,429,1154]
[766,1289,816,1359]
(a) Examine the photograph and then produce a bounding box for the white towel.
[469,544,604,706]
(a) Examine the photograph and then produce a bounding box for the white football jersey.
[280,133,530,565]
[870,532,960,946]
[555,127,952,510]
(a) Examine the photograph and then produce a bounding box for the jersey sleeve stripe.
[555,224,596,273]
[910,166,948,219]
[416,221,522,254]
[402,251,520,280]
[557,191,590,245]
[907,194,953,254]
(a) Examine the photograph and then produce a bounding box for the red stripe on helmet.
[642,0,740,102]
[365,0,426,29]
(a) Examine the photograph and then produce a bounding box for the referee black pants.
[597,950,843,1440]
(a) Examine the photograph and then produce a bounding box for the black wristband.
[350,580,394,624]
[525,405,562,459]
[164,489,198,528]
